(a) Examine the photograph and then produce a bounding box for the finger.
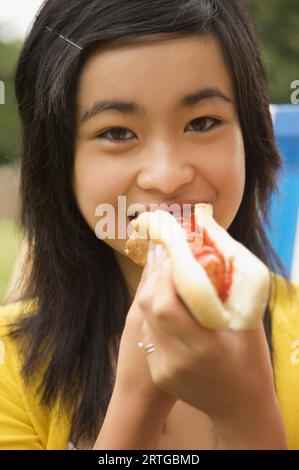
[140,244,208,343]
[150,250,209,339]
[135,240,156,292]
[141,318,174,357]
[136,241,168,301]
[141,320,156,355]
[141,318,185,392]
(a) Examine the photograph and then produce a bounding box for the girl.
[1,0,299,450]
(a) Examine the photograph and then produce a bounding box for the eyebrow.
[80,87,234,124]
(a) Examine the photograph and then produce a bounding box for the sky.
[0,0,44,41]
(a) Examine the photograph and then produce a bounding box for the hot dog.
[125,203,270,330]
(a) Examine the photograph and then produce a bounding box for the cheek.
[212,126,245,228]
[215,126,245,188]
[73,152,101,220]
[72,146,130,229]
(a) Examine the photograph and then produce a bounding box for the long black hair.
[8,0,294,447]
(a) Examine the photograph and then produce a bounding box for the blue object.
[267,104,299,282]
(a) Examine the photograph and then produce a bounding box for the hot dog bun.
[125,203,270,330]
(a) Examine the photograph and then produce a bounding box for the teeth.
[129,206,194,220]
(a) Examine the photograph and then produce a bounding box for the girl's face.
[73,34,245,294]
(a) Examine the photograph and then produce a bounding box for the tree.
[249,0,299,103]
[0,39,22,165]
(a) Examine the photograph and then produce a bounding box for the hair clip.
[45,26,83,51]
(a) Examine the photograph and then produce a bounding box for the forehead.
[76,34,234,115]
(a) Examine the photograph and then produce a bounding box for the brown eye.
[96,127,136,142]
[186,117,221,133]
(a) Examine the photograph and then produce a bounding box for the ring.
[138,341,156,355]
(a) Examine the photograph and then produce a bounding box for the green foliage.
[249,0,299,103]
[0,40,22,165]
[0,218,21,304]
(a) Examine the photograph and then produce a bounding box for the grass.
[0,218,21,305]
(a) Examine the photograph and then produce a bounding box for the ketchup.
[176,213,234,303]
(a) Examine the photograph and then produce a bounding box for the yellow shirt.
[0,275,299,450]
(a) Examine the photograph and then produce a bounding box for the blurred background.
[0,0,298,304]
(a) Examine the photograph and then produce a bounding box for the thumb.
[136,241,155,293]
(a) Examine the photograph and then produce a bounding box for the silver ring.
[138,341,156,354]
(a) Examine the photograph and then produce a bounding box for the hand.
[140,245,281,424]
[93,251,177,450]
[113,248,176,411]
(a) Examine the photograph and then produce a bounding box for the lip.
[128,199,201,219]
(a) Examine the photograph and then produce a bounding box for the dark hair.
[8,0,294,447]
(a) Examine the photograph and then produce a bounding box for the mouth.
[128,210,178,222]
[128,202,197,222]
[128,211,143,222]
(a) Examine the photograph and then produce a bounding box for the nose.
[136,145,194,193]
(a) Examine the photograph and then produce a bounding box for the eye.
[185,117,222,133]
[96,117,222,144]
[96,127,136,143]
